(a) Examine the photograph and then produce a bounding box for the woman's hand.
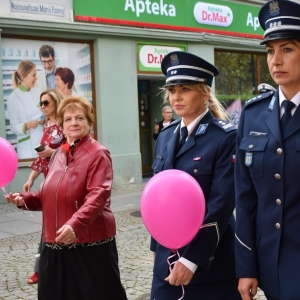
[5,193,24,207]
[23,170,39,192]
[55,224,77,244]
[23,180,33,192]
[165,261,193,286]
[38,146,54,159]
[26,120,39,130]
[238,278,258,300]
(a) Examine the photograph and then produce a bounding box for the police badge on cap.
[259,0,300,45]
[161,51,219,87]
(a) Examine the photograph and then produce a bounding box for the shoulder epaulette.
[244,91,275,107]
[160,118,180,132]
[211,119,236,133]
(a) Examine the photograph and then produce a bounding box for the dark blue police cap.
[259,0,300,45]
[161,51,219,87]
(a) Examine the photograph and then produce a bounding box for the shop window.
[2,36,95,164]
[214,50,276,107]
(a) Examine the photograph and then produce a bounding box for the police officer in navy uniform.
[235,1,300,299]
[150,51,241,300]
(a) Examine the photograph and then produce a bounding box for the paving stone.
[0,205,267,300]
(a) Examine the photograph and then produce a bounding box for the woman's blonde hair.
[161,83,229,121]
[12,60,36,89]
[40,89,65,121]
[57,96,94,128]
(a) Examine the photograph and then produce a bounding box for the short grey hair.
[162,106,172,113]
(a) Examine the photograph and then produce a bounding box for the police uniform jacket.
[235,90,300,299]
[151,110,237,285]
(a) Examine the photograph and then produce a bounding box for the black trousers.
[151,275,241,300]
[265,295,278,300]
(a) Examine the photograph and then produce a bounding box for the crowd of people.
[4,0,300,299]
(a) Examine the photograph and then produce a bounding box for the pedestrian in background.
[23,88,65,284]
[235,1,300,299]
[5,96,127,300]
[150,51,240,300]
[152,105,175,140]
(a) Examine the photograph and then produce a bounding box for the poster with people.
[2,38,93,161]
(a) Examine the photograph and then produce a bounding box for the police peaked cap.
[257,83,276,93]
[161,51,219,87]
[259,0,300,45]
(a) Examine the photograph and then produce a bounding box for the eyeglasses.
[164,112,172,114]
[41,59,53,65]
[39,100,50,107]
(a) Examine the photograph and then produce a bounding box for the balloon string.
[167,252,177,273]
[2,187,41,226]
[23,200,42,224]
[21,199,42,226]
[167,250,185,300]
[1,186,8,196]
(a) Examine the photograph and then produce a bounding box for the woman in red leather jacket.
[5,96,127,300]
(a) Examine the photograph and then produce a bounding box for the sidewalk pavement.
[0,190,266,300]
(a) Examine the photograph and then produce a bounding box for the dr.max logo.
[139,45,181,68]
[194,2,233,27]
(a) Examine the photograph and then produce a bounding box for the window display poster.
[2,38,93,162]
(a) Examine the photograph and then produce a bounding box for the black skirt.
[38,238,127,300]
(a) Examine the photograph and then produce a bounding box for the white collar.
[278,87,300,116]
[180,108,209,138]
[279,87,300,107]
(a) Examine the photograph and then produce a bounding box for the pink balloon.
[0,137,18,187]
[141,170,205,250]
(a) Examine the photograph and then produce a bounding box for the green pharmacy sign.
[137,42,187,72]
[74,0,264,39]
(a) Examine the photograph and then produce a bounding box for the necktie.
[281,100,295,133]
[177,126,188,152]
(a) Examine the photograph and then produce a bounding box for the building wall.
[0,3,265,202]
[94,37,142,186]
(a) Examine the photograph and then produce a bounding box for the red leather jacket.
[21,135,116,244]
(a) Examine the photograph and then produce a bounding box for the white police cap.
[257,83,276,93]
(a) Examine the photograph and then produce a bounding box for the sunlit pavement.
[0,189,266,300]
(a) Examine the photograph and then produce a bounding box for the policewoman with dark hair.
[150,51,241,300]
[235,1,300,299]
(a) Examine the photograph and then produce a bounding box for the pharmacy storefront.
[0,0,268,196]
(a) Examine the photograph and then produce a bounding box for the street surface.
[0,189,266,300]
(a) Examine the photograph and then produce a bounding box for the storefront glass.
[215,50,276,107]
